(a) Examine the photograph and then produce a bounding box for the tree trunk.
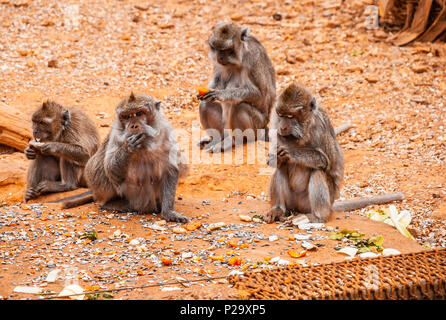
[0,102,32,152]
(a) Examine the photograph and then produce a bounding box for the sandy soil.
[0,0,444,300]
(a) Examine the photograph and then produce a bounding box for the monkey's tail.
[48,191,94,209]
[334,123,352,135]
[332,192,404,212]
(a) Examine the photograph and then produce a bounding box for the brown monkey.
[77,93,188,222]
[24,101,99,202]
[265,84,403,223]
[198,21,276,152]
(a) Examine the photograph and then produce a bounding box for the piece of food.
[197,87,210,95]
[288,250,307,258]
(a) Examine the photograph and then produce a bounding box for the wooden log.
[0,102,32,152]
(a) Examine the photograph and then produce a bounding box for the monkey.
[197,21,276,153]
[65,93,189,223]
[24,101,100,202]
[264,83,404,223]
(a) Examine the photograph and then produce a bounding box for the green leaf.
[102,292,114,299]
[368,235,384,248]
[85,293,100,300]
[80,230,98,241]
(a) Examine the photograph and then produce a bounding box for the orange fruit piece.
[197,87,210,95]
[227,240,238,248]
[161,258,172,266]
[209,256,225,261]
[288,250,307,258]
[185,221,202,231]
[228,256,241,266]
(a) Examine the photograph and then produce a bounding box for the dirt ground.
[0,0,444,300]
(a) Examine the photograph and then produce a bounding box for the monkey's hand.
[24,146,38,160]
[161,210,190,223]
[264,207,286,223]
[266,152,278,167]
[126,133,147,152]
[277,146,291,167]
[24,187,39,202]
[197,89,222,102]
[38,142,57,156]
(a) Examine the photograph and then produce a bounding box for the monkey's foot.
[161,210,189,223]
[307,212,330,223]
[204,137,233,153]
[264,207,285,224]
[24,188,39,202]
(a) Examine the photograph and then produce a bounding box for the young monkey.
[265,83,404,223]
[24,101,99,202]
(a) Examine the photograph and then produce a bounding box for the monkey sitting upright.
[265,83,344,223]
[82,93,189,223]
[197,21,276,153]
[265,83,404,223]
[24,101,100,202]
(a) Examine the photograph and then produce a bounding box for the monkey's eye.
[135,111,143,117]
[39,121,46,125]
[121,114,130,120]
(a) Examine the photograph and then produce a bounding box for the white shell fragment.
[301,241,316,250]
[292,215,310,226]
[172,227,187,234]
[338,247,358,258]
[298,223,325,230]
[382,248,401,256]
[269,234,279,242]
[46,269,61,283]
[181,252,193,259]
[161,286,182,292]
[239,215,252,222]
[294,234,312,240]
[358,252,380,258]
[147,224,167,232]
[13,286,43,294]
[129,239,140,246]
[277,259,290,266]
[206,222,227,231]
[58,284,85,300]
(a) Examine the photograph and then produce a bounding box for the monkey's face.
[119,108,152,135]
[31,102,68,142]
[208,22,246,67]
[117,93,162,137]
[276,83,316,139]
[276,104,313,139]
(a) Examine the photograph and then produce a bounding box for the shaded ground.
[0,0,444,300]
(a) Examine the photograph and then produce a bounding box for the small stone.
[47,58,58,68]
[269,235,279,242]
[207,222,226,231]
[129,239,140,246]
[172,227,187,234]
[239,215,252,222]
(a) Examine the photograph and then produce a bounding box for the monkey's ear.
[310,97,317,111]
[61,109,71,128]
[42,100,50,110]
[155,101,161,110]
[241,27,249,41]
[129,92,136,102]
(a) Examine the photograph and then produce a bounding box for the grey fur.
[85,93,188,223]
[198,22,276,153]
